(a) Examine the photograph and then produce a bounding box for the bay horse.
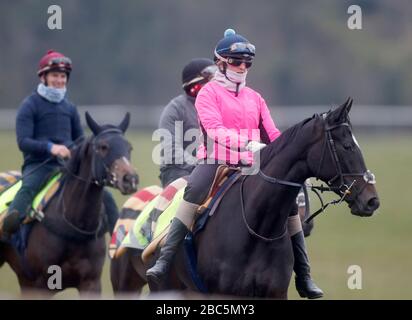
[111,98,379,298]
[0,112,138,297]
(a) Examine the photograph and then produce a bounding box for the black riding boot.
[292,231,324,299]
[146,218,188,286]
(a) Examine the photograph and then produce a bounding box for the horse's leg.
[0,242,6,268]
[19,283,56,299]
[0,242,21,272]
[0,243,54,299]
[269,290,288,300]
[76,240,106,299]
[78,278,102,299]
[0,242,30,297]
[0,243,24,298]
[111,251,146,297]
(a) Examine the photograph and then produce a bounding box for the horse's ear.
[85,111,102,135]
[347,97,353,113]
[118,112,130,133]
[328,97,353,123]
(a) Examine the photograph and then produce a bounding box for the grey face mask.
[37,83,67,103]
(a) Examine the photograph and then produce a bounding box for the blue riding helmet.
[214,28,256,60]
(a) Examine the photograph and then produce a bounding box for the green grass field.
[0,130,410,299]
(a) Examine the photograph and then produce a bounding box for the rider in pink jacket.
[147,29,323,299]
[196,81,281,164]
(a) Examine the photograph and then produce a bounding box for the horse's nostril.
[123,174,132,184]
[367,197,380,210]
[123,174,138,189]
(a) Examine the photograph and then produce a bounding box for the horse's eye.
[343,142,353,150]
[99,144,109,152]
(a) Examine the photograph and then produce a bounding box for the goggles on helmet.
[48,56,72,67]
[216,42,256,57]
[228,42,256,55]
[38,56,72,76]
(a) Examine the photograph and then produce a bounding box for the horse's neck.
[244,147,311,235]
[254,119,318,211]
[59,153,104,228]
[64,177,103,211]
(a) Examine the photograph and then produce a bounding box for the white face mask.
[213,68,248,93]
[225,68,248,84]
[37,83,67,103]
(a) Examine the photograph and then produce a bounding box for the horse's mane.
[260,114,318,167]
[64,136,91,176]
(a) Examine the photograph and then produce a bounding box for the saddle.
[110,165,241,261]
[0,171,62,234]
[0,171,21,193]
[141,165,240,263]
[197,165,240,215]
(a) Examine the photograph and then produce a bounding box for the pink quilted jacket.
[195,81,281,164]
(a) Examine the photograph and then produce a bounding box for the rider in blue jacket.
[2,50,119,237]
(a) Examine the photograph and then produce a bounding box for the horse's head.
[85,112,139,195]
[308,98,380,217]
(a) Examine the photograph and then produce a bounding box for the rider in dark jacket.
[3,50,119,237]
[158,58,216,187]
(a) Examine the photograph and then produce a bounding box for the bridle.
[90,128,125,187]
[239,113,376,241]
[307,113,376,221]
[62,128,125,187]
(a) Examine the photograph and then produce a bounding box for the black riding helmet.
[182,58,216,94]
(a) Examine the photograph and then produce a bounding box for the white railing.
[0,105,411,131]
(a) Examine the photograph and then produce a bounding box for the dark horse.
[0,112,138,296]
[111,98,379,298]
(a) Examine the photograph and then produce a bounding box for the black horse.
[111,98,379,298]
[0,112,138,296]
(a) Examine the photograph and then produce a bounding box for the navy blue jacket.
[16,91,84,167]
